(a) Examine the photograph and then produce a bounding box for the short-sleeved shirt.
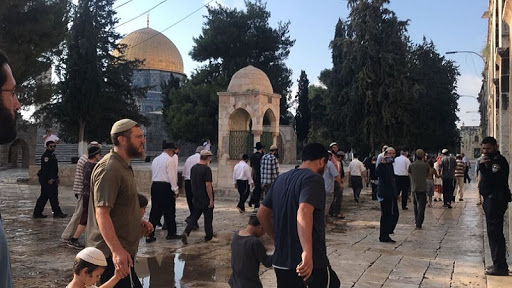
[190,163,213,208]
[408,160,430,192]
[86,150,140,257]
[348,158,366,176]
[228,232,272,288]
[261,168,328,270]
[322,161,339,193]
[82,161,97,196]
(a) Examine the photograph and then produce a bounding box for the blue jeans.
[0,220,13,288]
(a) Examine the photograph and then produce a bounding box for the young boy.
[228,213,272,288]
[67,247,120,288]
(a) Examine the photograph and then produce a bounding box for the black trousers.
[101,256,142,288]
[442,178,455,205]
[33,183,63,216]
[380,197,399,240]
[329,182,342,216]
[184,205,214,240]
[148,182,176,237]
[395,175,410,208]
[236,180,250,211]
[464,166,471,183]
[371,182,378,200]
[351,176,363,200]
[275,266,340,288]
[483,196,509,269]
[184,180,198,227]
[249,175,262,208]
[413,191,427,227]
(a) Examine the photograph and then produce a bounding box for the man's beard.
[126,138,145,159]
[0,104,17,144]
[317,165,326,175]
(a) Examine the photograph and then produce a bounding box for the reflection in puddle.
[136,253,218,288]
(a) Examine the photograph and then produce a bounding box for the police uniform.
[479,151,511,272]
[33,149,65,217]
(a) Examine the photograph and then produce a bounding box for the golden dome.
[119,27,184,74]
[227,65,273,94]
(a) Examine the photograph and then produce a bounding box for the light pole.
[446,51,485,63]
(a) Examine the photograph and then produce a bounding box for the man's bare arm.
[256,204,274,240]
[296,202,314,280]
[206,181,214,207]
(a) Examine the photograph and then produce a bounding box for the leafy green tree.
[0,0,69,106]
[294,70,310,147]
[307,84,330,144]
[325,0,412,153]
[408,38,460,151]
[36,0,147,145]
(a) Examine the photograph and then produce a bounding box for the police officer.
[33,140,67,218]
[479,136,511,276]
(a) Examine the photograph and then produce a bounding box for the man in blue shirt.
[257,143,340,287]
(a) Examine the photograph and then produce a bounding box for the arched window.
[474,135,479,143]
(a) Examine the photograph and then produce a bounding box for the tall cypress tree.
[38,0,147,146]
[294,70,310,146]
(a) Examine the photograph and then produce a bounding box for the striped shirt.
[455,159,465,178]
[72,154,88,194]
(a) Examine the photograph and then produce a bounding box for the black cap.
[255,142,264,150]
[163,142,177,150]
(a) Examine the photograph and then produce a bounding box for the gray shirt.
[323,161,339,193]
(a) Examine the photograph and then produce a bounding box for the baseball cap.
[111,119,137,134]
[201,150,213,156]
[195,146,204,153]
[76,247,107,266]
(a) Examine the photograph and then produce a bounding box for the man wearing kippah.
[61,141,102,242]
[86,119,154,288]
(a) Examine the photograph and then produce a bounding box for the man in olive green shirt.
[408,149,430,229]
[86,119,153,288]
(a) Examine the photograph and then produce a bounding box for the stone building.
[0,120,36,169]
[119,25,186,152]
[459,125,482,159]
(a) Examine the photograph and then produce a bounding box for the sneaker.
[33,214,47,219]
[180,233,188,245]
[166,234,181,240]
[67,238,84,250]
[379,237,396,243]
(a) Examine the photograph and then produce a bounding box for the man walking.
[479,137,511,276]
[257,143,340,287]
[454,154,465,201]
[181,150,215,244]
[183,146,204,230]
[394,148,411,210]
[146,142,180,242]
[348,153,366,203]
[462,153,471,183]
[248,142,264,208]
[377,147,399,243]
[86,119,154,287]
[233,154,254,213]
[0,49,21,288]
[61,141,101,242]
[260,144,279,198]
[33,141,67,218]
[325,153,344,218]
[439,149,456,208]
[408,149,430,229]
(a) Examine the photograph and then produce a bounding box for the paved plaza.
[1,168,511,287]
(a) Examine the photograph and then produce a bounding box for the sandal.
[335,214,345,219]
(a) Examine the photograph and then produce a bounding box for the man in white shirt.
[183,146,204,229]
[394,148,411,210]
[233,154,254,213]
[375,145,388,167]
[147,142,180,242]
[42,128,59,144]
[348,153,367,202]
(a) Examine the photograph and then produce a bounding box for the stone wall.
[0,121,36,168]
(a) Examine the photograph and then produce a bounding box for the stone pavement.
[1,168,511,287]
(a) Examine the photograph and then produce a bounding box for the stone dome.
[227,65,273,94]
[118,27,184,74]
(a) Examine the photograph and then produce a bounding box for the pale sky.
[112,0,486,127]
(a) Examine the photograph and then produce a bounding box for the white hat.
[442,149,448,154]
[329,142,337,148]
[76,247,107,266]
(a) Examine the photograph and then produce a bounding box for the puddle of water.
[136,253,218,288]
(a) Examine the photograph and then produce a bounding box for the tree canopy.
[164,0,295,143]
[36,0,147,144]
[0,0,69,106]
[294,70,310,145]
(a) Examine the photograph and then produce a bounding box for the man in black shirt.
[257,143,340,288]
[377,147,399,243]
[181,150,214,244]
[479,137,511,276]
[249,142,264,208]
[33,140,67,218]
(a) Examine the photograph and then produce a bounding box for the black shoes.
[166,234,181,240]
[53,213,68,218]
[180,233,188,244]
[379,237,396,243]
[485,266,509,276]
[146,235,156,243]
[33,214,47,219]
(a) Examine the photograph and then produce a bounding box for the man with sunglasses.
[1,49,21,288]
[33,141,67,218]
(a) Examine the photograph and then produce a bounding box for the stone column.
[252,130,262,148]
[272,132,279,146]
